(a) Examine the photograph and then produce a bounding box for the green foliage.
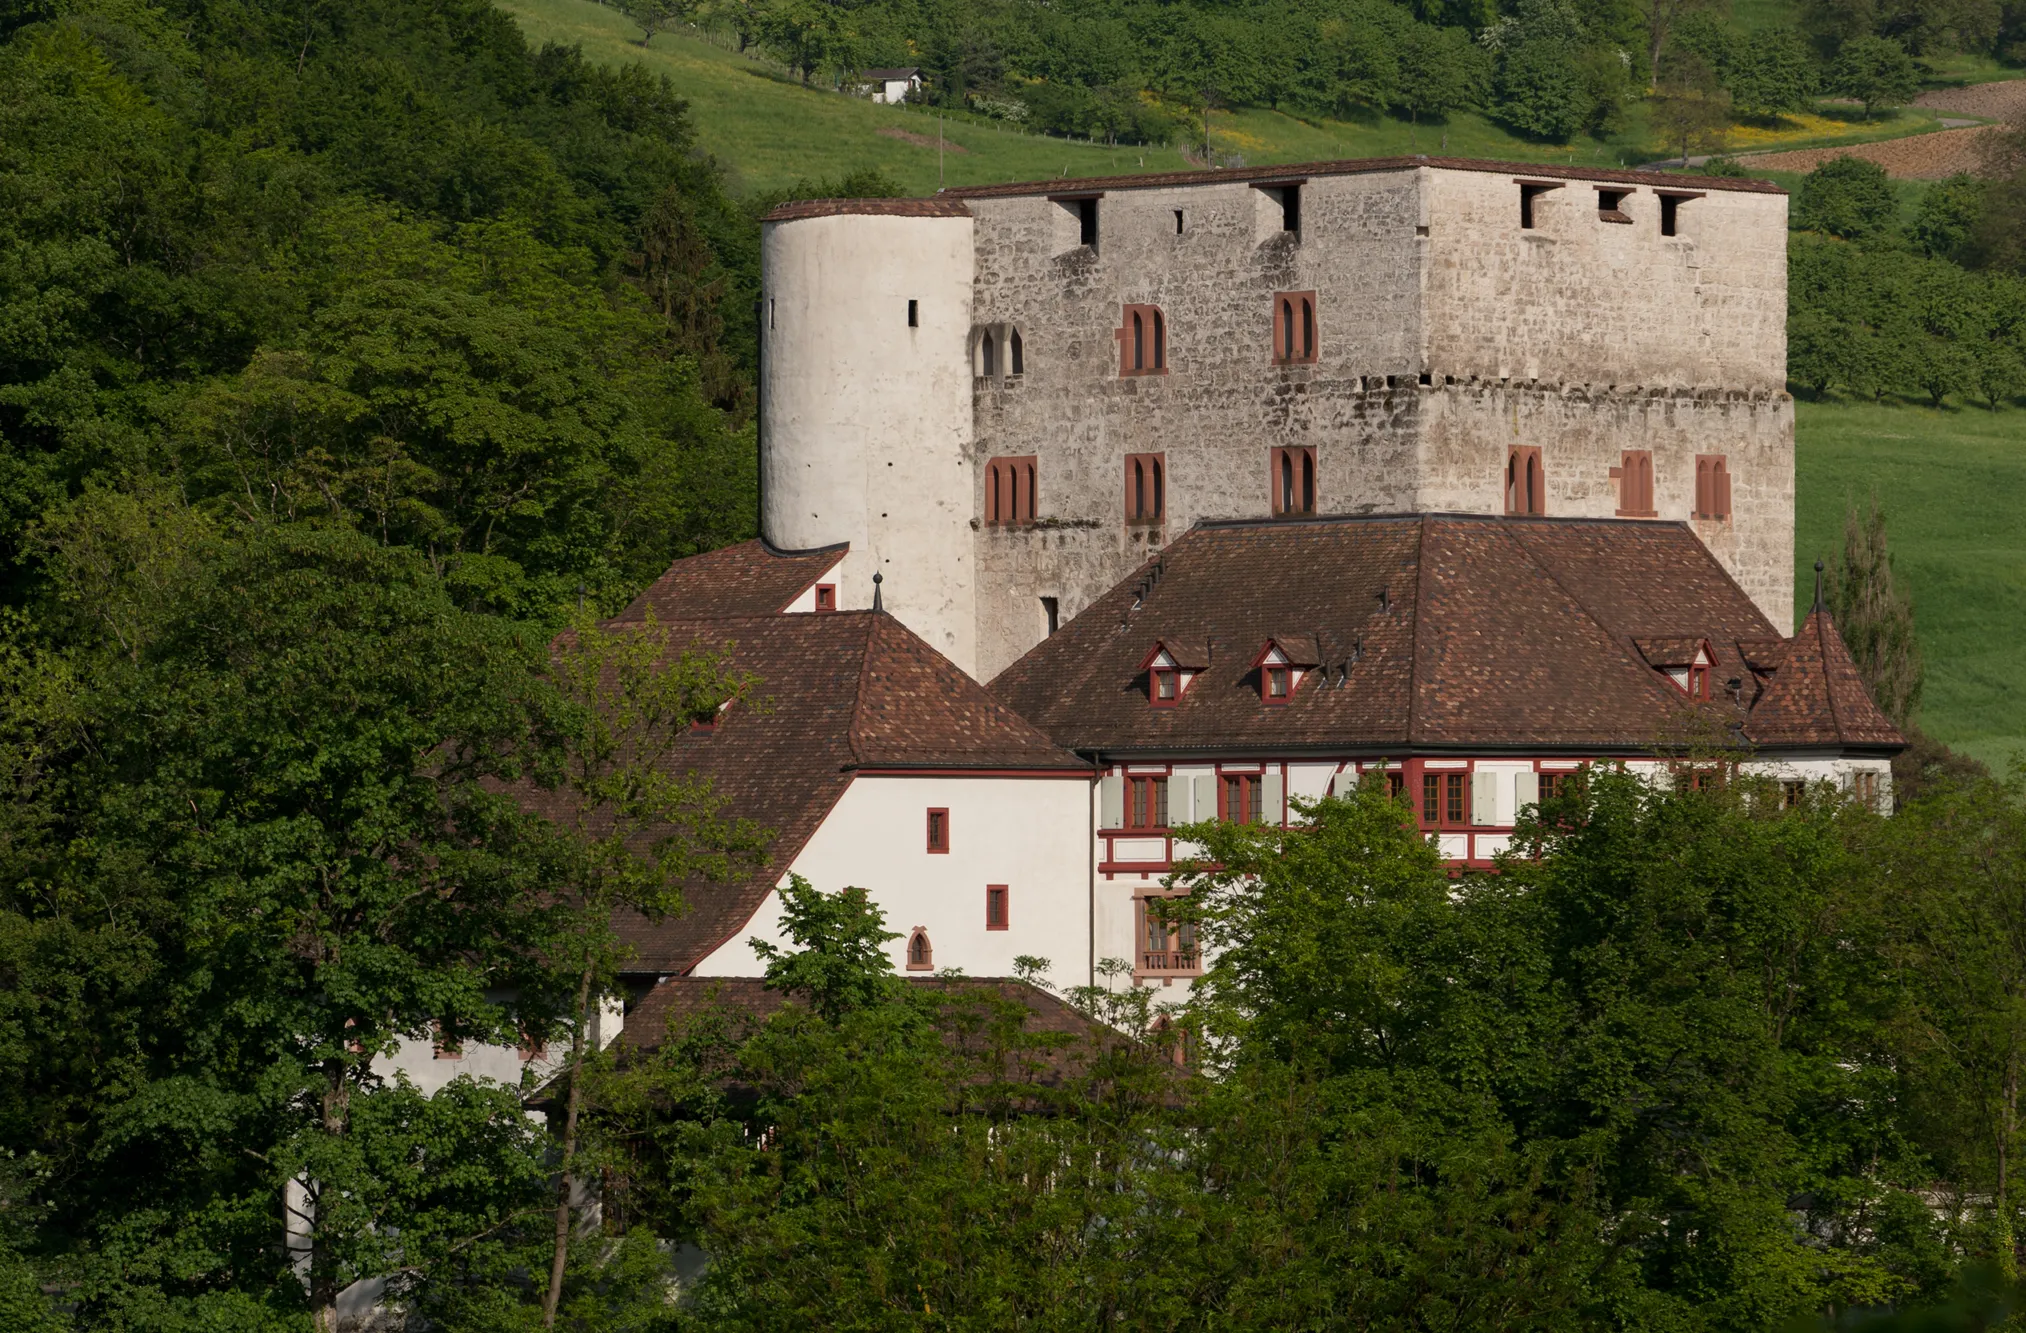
[750,876,903,1020]
[1911,173,1987,263]
[1797,155,1902,239]
[1829,497,1925,730]
[1831,33,1920,115]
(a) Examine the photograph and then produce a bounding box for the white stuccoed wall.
[761,213,979,672]
[692,773,1095,993]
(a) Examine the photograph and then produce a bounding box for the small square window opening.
[814,583,836,612]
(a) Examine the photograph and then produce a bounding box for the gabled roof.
[1745,607,1903,748]
[990,514,1902,757]
[1139,637,1209,671]
[859,66,920,79]
[526,607,1082,976]
[1634,636,1709,668]
[609,539,843,622]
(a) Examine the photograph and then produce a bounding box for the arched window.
[1125,453,1165,522]
[980,331,996,377]
[1617,449,1654,517]
[1270,446,1316,517]
[1118,305,1169,377]
[906,927,933,971]
[1271,292,1319,365]
[1506,447,1545,516]
[985,456,1039,527]
[1695,454,1732,519]
[1010,328,1024,375]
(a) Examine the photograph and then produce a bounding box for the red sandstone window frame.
[1272,291,1318,365]
[926,808,950,854]
[1505,447,1545,516]
[1149,667,1180,707]
[985,884,1009,931]
[1270,446,1316,517]
[906,927,933,971]
[1694,455,1732,520]
[1118,304,1167,377]
[985,455,1038,526]
[1614,450,1655,517]
[1125,452,1166,523]
[813,583,836,612]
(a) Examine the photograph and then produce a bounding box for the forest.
[5,0,2026,1329]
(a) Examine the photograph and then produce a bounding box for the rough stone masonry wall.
[1416,382,1795,628]
[966,172,1433,680]
[965,165,1796,680]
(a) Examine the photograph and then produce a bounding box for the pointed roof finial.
[872,570,884,613]
[1812,559,1825,614]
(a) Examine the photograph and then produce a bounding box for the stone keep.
[759,160,1793,681]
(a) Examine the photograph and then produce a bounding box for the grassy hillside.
[499,0,1970,193]
[1795,400,2026,774]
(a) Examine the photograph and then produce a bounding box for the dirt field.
[1743,123,2004,177]
[1912,78,2026,119]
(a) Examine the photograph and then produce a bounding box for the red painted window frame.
[1220,772,1264,825]
[1117,303,1168,377]
[1137,894,1200,975]
[1126,775,1169,830]
[906,927,933,971]
[1614,449,1654,517]
[1506,447,1545,515]
[1149,667,1180,708]
[1694,454,1732,520]
[1262,664,1292,704]
[813,583,836,612]
[985,455,1039,526]
[1270,445,1317,517]
[925,808,950,854]
[1420,770,1468,828]
[1271,291,1318,365]
[985,884,1009,930]
[1125,452,1166,522]
[1688,663,1712,700]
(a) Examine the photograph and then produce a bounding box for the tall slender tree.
[1828,494,1924,730]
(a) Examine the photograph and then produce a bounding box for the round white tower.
[760,200,978,674]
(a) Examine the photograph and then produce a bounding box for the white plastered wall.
[776,554,849,613]
[761,213,979,671]
[693,773,1094,993]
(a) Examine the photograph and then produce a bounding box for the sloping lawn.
[1795,398,2026,773]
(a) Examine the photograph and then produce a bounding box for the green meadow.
[1795,399,2026,773]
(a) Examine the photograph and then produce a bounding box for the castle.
[368,156,1899,1098]
[759,156,1795,681]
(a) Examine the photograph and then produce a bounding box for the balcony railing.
[1139,950,1200,973]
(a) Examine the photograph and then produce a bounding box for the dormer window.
[1139,639,1207,708]
[1250,636,1319,704]
[1689,661,1711,700]
[1637,637,1717,699]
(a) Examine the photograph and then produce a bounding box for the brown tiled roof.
[940,156,1782,202]
[620,976,1122,1089]
[990,514,1900,756]
[1745,607,1904,748]
[762,197,972,222]
[1633,636,1707,668]
[540,608,1081,975]
[609,539,844,623]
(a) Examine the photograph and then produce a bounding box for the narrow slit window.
[985,457,1038,526]
[1079,197,1098,247]
[1118,305,1169,377]
[1174,209,1185,235]
[926,808,949,853]
[1505,447,1545,515]
[907,298,919,327]
[1125,453,1166,522]
[985,885,1009,930]
[1010,328,1023,375]
[1041,596,1059,635]
[981,331,996,377]
[1271,292,1318,365]
[1270,446,1317,516]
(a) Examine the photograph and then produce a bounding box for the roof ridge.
[1503,526,1686,713]
[1811,609,1846,741]
[844,613,881,768]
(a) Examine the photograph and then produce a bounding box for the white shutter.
[1100,774,1124,829]
[1514,770,1540,813]
[1331,768,1358,797]
[1263,771,1285,825]
[1194,774,1215,823]
[1471,770,1499,826]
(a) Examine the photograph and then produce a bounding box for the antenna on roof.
[872,571,884,613]
[1812,559,1825,614]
